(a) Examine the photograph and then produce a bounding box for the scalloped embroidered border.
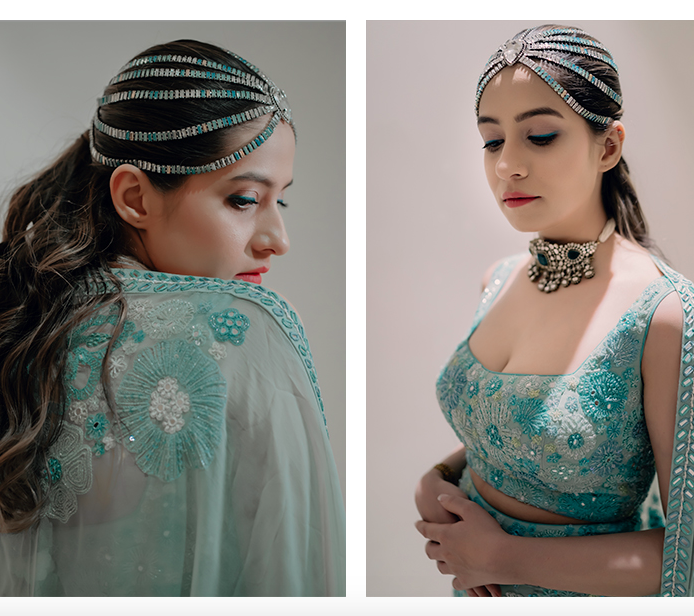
[652,257,694,597]
[110,269,328,434]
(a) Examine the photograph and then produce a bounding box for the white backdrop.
[0,21,346,504]
[367,20,694,596]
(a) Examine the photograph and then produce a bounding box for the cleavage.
[468,267,644,376]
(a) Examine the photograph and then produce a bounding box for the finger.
[415,519,443,543]
[436,560,451,575]
[424,540,443,562]
[487,584,502,597]
[473,586,492,597]
[466,588,479,597]
[437,493,472,518]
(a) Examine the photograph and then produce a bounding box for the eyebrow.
[226,171,294,190]
[477,106,564,126]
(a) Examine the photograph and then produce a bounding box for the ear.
[600,121,625,173]
[109,164,162,228]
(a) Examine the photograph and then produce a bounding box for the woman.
[0,39,345,596]
[415,24,693,597]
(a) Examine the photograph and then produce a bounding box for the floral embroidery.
[208,341,227,361]
[85,413,110,440]
[142,299,195,340]
[589,440,624,477]
[47,458,62,484]
[121,339,139,355]
[484,376,503,397]
[577,370,628,421]
[186,324,207,347]
[604,330,641,367]
[197,300,213,314]
[511,398,548,435]
[207,307,250,345]
[109,353,128,378]
[148,376,191,434]
[437,364,468,413]
[116,339,227,481]
[43,423,93,523]
[128,299,153,321]
[437,256,672,524]
[555,412,596,460]
[68,400,89,425]
[103,434,117,451]
[66,310,138,401]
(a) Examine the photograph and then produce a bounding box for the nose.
[495,139,528,181]
[253,203,290,256]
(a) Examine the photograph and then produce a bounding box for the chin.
[500,209,546,235]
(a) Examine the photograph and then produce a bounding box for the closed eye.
[482,139,503,152]
[227,195,258,210]
[528,132,558,146]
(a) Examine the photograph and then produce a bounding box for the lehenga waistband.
[455,467,639,597]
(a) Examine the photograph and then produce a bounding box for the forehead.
[478,65,565,119]
[174,121,296,193]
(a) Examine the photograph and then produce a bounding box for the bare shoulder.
[648,289,683,336]
[642,287,683,506]
[642,289,682,403]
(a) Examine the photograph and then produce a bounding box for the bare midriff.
[469,467,592,525]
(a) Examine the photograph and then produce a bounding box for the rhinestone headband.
[475,27,622,126]
[90,49,294,175]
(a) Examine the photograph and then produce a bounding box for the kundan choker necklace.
[528,219,616,293]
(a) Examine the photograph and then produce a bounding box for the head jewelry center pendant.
[528,238,597,293]
[501,39,525,65]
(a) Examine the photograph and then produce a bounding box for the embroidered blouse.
[0,269,346,597]
[436,253,694,596]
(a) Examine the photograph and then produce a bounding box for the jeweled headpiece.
[90,48,294,175]
[475,26,622,126]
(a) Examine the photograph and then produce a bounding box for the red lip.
[502,191,539,208]
[236,267,269,275]
[235,266,269,284]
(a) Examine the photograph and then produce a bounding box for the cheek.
[483,156,497,187]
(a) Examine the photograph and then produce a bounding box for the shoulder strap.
[470,253,526,332]
[651,257,694,596]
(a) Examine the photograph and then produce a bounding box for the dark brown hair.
[528,24,658,254]
[0,40,278,532]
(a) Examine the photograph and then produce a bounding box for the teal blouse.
[437,254,694,596]
[0,269,345,596]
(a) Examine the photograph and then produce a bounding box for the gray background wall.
[0,21,346,504]
[367,20,694,596]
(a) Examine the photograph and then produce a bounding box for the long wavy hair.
[514,24,658,253]
[0,39,280,532]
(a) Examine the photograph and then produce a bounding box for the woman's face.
[477,65,608,240]
[141,120,294,283]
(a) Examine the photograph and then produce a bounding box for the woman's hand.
[416,493,507,595]
[415,467,467,524]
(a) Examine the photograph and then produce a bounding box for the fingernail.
[437,494,447,501]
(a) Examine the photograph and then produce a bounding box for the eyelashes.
[529,132,558,146]
[227,195,290,210]
[482,139,503,152]
[482,132,559,152]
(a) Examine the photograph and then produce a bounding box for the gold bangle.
[434,463,458,484]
